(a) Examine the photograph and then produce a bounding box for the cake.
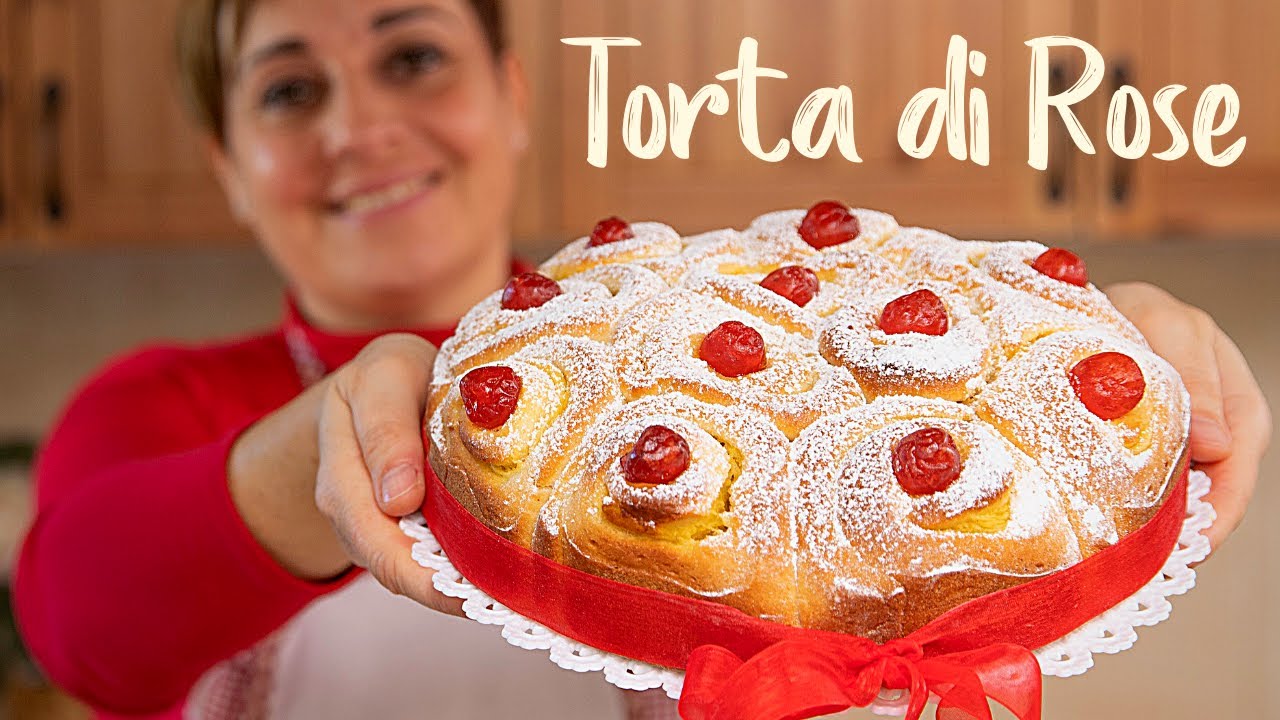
[426,202,1190,642]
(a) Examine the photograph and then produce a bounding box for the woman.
[12,0,1272,718]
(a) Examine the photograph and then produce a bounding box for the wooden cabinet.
[1086,0,1280,239]
[10,0,245,247]
[505,0,565,244]
[0,1,1275,248]
[547,0,1280,243]
[553,0,1078,241]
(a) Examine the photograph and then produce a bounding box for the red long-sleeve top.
[12,294,477,718]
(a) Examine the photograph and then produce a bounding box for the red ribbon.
[680,638,1040,720]
[421,463,1188,720]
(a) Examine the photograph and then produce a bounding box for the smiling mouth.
[332,171,444,216]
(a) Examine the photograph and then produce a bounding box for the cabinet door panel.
[1090,0,1280,238]
[24,0,245,246]
[1162,0,1280,235]
[507,0,563,247]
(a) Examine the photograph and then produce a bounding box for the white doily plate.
[400,470,1213,712]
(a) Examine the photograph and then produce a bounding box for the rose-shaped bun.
[429,337,622,543]
[532,393,794,621]
[972,330,1190,552]
[791,397,1080,640]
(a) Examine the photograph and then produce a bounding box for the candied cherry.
[622,425,691,485]
[698,321,767,377]
[893,427,963,496]
[1032,248,1088,287]
[799,201,861,249]
[878,289,950,336]
[760,266,820,307]
[501,272,563,311]
[588,216,636,247]
[459,366,523,430]
[1069,352,1146,420]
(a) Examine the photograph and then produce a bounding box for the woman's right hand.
[229,333,461,616]
[314,333,463,615]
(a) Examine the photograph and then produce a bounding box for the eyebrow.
[372,5,453,32]
[237,5,454,76]
[239,38,307,76]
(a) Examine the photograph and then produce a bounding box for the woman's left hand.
[1105,281,1273,553]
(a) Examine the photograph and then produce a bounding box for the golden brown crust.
[530,394,797,623]
[428,337,622,544]
[426,207,1192,640]
[789,397,1084,638]
[971,330,1190,554]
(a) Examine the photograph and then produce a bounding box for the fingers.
[1108,284,1232,462]
[316,385,463,616]
[335,334,438,517]
[314,332,462,612]
[1163,310,1233,462]
[1199,332,1273,553]
[1215,330,1272,449]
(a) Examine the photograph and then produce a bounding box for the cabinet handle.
[1045,61,1069,204]
[1110,61,1133,206]
[39,79,65,222]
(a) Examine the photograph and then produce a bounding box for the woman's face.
[212,0,527,328]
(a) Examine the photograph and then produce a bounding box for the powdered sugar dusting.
[746,207,900,253]
[635,228,764,285]
[430,337,623,536]
[603,415,732,518]
[437,264,667,376]
[616,289,866,438]
[531,393,792,604]
[971,329,1190,549]
[819,281,993,401]
[451,359,564,464]
[980,243,1142,334]
[878,227,998,289]
[791,397,1080,593]
[541,222,682,279]
[679,248,911,338]
[427,207,1191,631]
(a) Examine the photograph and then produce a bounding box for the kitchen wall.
[0,248,283,437]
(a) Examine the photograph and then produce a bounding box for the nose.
[320,73,411,159]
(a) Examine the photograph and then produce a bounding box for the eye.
[260,76,324,111]
[383,43,446,81]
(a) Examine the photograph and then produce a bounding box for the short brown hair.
[176,0,507,143]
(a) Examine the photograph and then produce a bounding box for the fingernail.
[1191,415,1232,452]
[380,464,419,505]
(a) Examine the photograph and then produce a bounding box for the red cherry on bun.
[698,321,767,377]
[893,427,963,496]
[799,201,861,249]
[622,425,691,485]
[459,366,522,430]
[588,216,636,248]
[1069,352,1146,420]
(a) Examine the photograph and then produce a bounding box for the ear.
[500,53,531,153]
[204,134,253,224]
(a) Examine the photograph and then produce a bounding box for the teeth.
[343,175,430,214]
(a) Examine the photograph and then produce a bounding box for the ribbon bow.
[678,635,1042,720]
